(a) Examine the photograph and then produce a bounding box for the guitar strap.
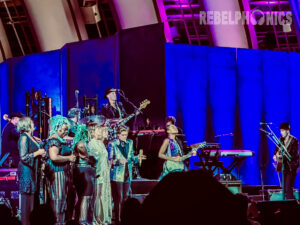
[115,102,123,119]
[284,136,292,152]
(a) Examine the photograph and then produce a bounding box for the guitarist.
[158,124,196,180]
[273,122,299,199]
[100,87,127,120]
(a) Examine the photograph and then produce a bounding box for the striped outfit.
[45,138,72,225]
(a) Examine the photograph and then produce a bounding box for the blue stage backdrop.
[0,61,9,155]
[64,37,119,114]
[165,43,300,187]
[9,50,63,115]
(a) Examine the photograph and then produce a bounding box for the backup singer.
[73,136,96,225]
[44,115,76,224]
[273,122,299,199]
[17,117,46,225]
[100,87,127,119]
[88,122,112,225]
[108,125,146,224]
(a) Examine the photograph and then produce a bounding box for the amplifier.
[0,168,17,180]
[267,189,300,201]
[219,180,242,194]
[0,169,19,216]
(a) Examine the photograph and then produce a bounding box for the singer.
[107,125,146,224]
[273,122,299,199]
[100,87,127,119]
[44,115,76,224]
[17,117,46,225]
[88,122,112,225]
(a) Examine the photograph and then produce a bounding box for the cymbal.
[79,115,106,125]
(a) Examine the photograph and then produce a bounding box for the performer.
[44,115,76,224]
[88,121,112,225]
[158,124,196,180]
[165,116,184,134]
[17,117,46,225]
[72,125,96,225]
[140,116,154,130]
[164,116,187,153]
[1,112,23,167]
[273,122,299,199]
[100,87,127,119]
[67,108,81,137]
[107,125,146,224]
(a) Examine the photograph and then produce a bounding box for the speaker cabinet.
[220,180,242,194]
[80,4,101,24]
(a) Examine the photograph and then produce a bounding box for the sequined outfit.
[18,133,41,225]
[89,139,112,225]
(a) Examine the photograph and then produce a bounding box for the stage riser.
[267,190,300,201]
[257,200,300,225]
[131,179,158,194]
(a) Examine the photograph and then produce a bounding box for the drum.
[79,115,106,125]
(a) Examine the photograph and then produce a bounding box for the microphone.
[259,128,271,135]
[260,122,272,125]
[139,149,143,167]
[75,90,79,108]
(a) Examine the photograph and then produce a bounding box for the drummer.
[67,108,81,137]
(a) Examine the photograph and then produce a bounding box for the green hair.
[48,115,70,142]
[72,124,90,149]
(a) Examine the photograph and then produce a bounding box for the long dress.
[89,139,112,225]
[44,138,73,225]
[73,156,96,224]
[18,133,41,225]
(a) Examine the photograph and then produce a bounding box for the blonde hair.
[17,117,33,133]
[116,125,129,135]
[88,123,108,140]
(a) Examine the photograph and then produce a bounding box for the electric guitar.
[107,99,150,139]
[164,142,206,173]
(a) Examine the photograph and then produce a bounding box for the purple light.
[168,14,201,19]
[165,4,200,9]
[249,1,289,5]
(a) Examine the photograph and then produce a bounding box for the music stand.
[0,153,10,167]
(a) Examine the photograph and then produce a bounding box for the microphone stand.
[118,90,141,130]
[259,164,266,201]
[260,125,292,200]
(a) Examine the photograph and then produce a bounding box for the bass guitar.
[165,142,206,173]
